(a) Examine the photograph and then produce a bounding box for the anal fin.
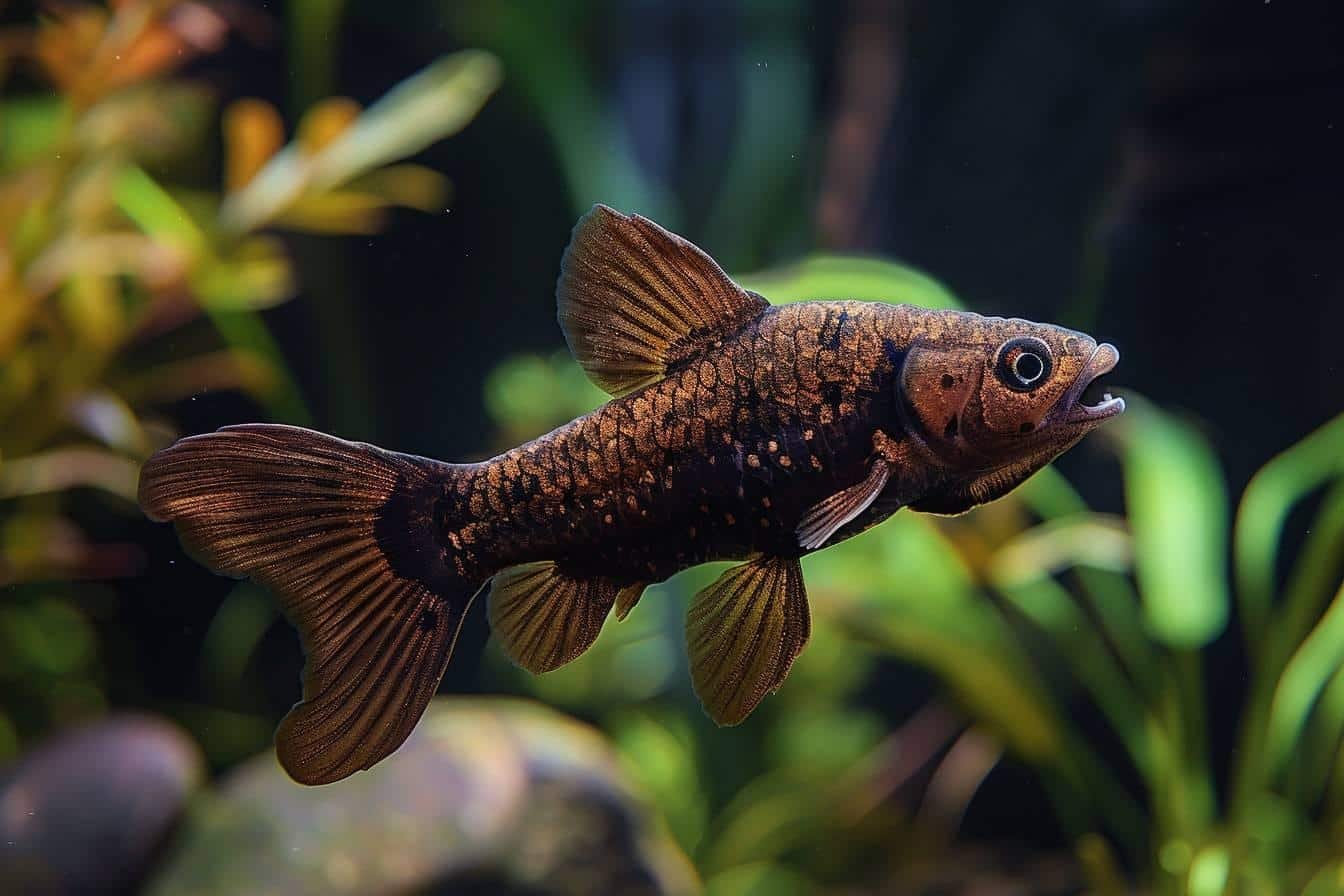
[796,457,892,550]
[686,556,810,726]
[488,562,619,673]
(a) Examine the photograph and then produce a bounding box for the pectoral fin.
[686,556,810,725]
[489,562,618,673]
[796,458,892,550]
[557,204,769,396]
[911,455,1047,515]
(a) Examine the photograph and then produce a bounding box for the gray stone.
[147,698,699,896]
[0,714,204,895]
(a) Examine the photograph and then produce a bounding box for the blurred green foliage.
[4,3,1343,895]
[483,258,1344,894]
[0,0,498,762]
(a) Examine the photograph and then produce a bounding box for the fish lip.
[1062,343,1125,423]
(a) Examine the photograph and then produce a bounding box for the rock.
[146,698,699,896]
[0,714,204,895]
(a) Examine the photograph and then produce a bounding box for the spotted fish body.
[448,301,904,583]
[139,206,1124,785]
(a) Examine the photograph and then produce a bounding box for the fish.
[138,205,1125,785]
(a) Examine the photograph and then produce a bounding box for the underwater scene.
[2,2,1342,894]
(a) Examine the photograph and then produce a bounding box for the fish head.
[898,314,1124,467]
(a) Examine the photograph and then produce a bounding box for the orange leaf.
[298,97,362,156]
[224,99,284,193]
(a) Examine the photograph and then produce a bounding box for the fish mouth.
[1063,343,1125,423]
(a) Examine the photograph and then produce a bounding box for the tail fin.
[138,424,481,785]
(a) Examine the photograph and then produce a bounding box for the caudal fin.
[138,424,480,785]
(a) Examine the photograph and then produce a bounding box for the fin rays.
[488,561,619,673]
[796,458,893,550]
[686,556,811,725]
[557,204,768,396]
[138,424,477,785]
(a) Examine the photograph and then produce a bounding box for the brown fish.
[138,205,1124,784]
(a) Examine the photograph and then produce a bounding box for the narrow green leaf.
[0,96,67,168]
[1266,581,1344,769]
[841,607,1060,761]
[1118,402,1230,647]
[1235,411,1344,647]
[288,0,347,111]
[115,166,309,423]
[220,51,501,234]
[0,448,140,501]
[114,165,208,256]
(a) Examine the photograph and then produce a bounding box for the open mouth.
[1065,343,1125,423]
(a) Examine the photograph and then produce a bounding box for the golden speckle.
[803,429,815,441]
[767,440,779,453]
[603,513,614,524]
[626,495,638,509]
[761,496,771,508]
[810,455,823,471]
[747,454,761,468]
[779,455,792,467]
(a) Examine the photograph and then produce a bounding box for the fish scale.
[137,204,1124,784]
[439,301,898,587]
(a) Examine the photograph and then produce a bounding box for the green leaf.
[838,606,1061,762]
[0,448,140,501]
[220,50,501,234]
[702,769,840,872]
[484,351,607,441]
[1266,581,1344,770]
[0,96,67,168]
[737,255,961,310]
[1235,411,1344,646]
[611,711,708,855]
[114,164,208,256]
[191,237,295,310]
[1118,402,1230,648]
[114,166,309,423]
[705,862,812,896]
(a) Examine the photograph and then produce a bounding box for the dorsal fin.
[557,204,769,396]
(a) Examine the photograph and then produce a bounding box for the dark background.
[53,0,1344,867]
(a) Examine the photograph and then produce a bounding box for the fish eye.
[996,337,1053,391]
